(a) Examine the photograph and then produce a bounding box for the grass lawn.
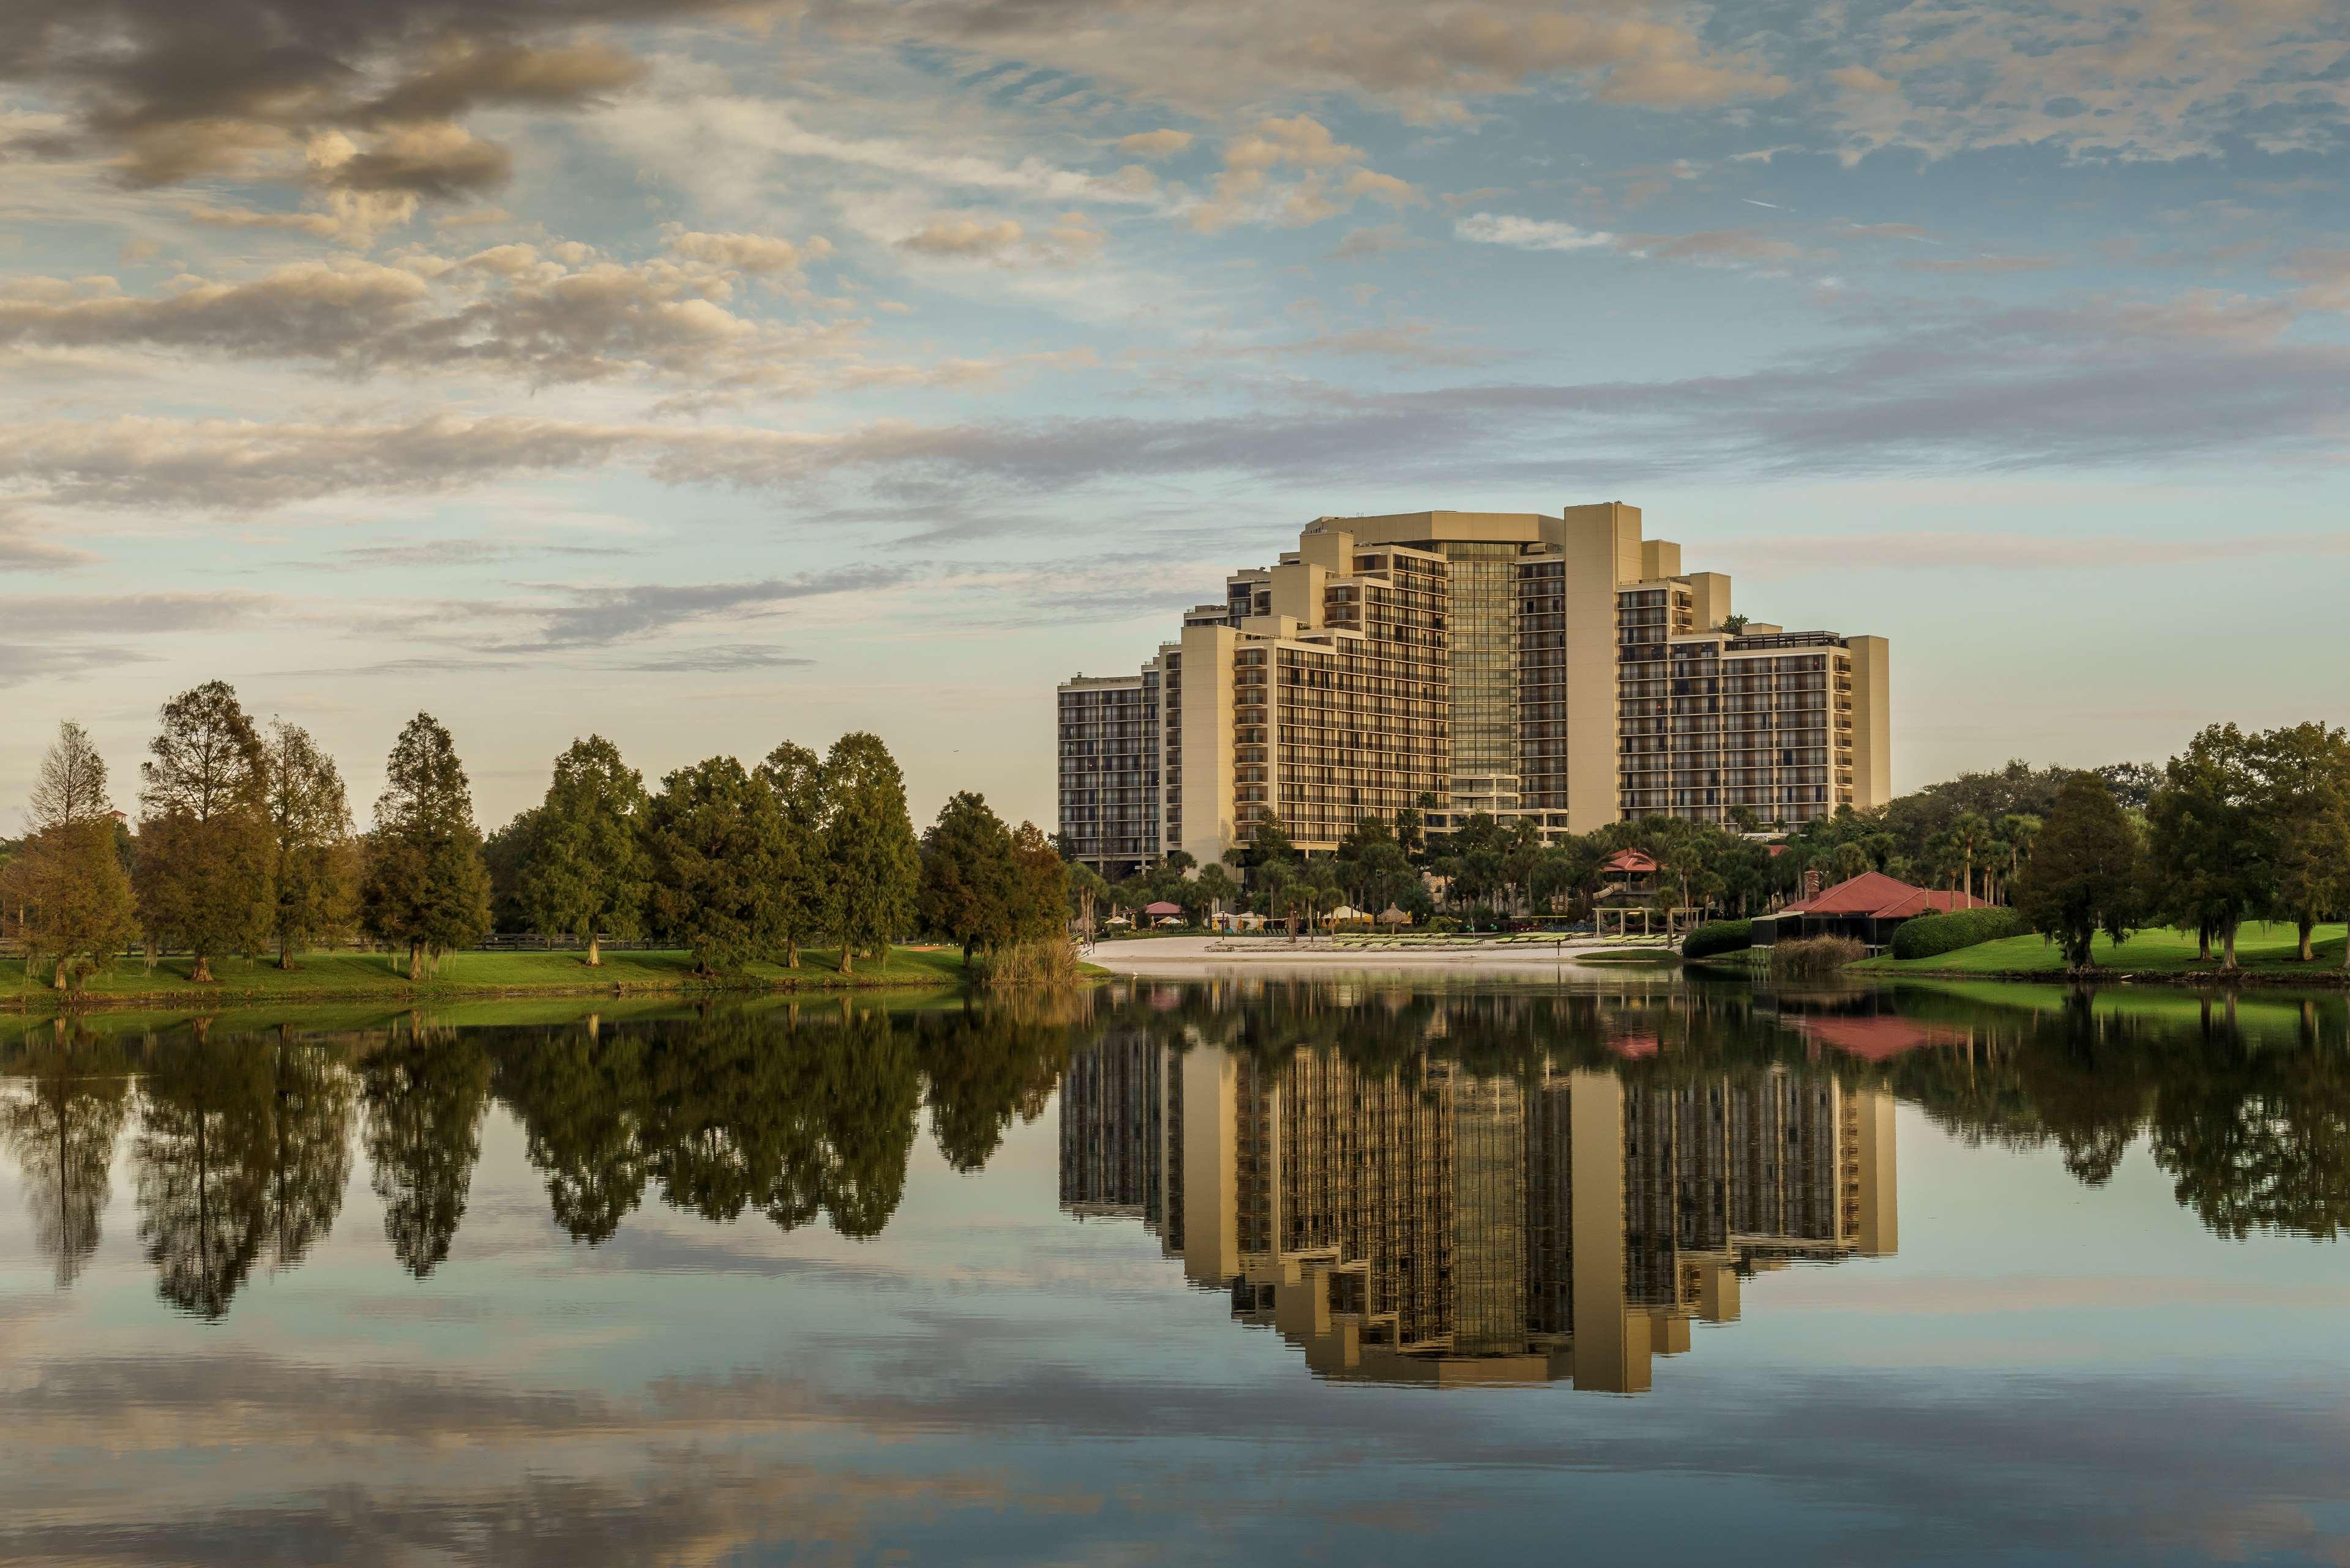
[1855,920,2348,979]
[1,945,971,1010]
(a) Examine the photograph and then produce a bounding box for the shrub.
[1770,935,1866,977]
[1890,907,2032,961]
[1682,919,1753,960]
[976,936,1080,989]
[1426,916,1461,935]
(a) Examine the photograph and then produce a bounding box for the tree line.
[2,682,1069,991]
[2011,722,2350,971]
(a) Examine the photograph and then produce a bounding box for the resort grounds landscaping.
[1856,920,2348,982]
[2,946,972,1011]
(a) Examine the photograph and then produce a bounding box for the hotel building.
[1056,504,1891,877]
[1058,1014,1897,1390]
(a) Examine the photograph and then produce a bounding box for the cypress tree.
[361,714,492,982]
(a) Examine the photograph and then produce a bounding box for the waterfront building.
[1056,504,1890,873]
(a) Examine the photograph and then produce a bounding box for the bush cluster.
[1682,919,1753,960]
[1890,906,2033,961]
[1770,935,1867,977]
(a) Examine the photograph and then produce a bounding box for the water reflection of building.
[1060,1036,1895,1391]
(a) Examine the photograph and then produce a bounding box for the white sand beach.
[1082,934,1678,974]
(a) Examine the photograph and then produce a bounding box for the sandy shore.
[1083,935,1674,974]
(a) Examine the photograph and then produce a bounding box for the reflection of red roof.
[1601,849,1658,874]
[1143,900,1184,916]
[1779,872,1985,920]
[1791,1015,1971,1062]
[1607,1031,1661,1059]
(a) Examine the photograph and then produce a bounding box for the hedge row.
[1890,906,2032,961]
[1682,919,1753,960]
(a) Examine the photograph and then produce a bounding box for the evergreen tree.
[2015,773,2142,971]
[644,756,790,974]
[1007,820,1069,943]
[820,732,919,975]
[521,735,651,967]
[2247,722,2350,962]
[918,791,1018,963]
[135,681,274,983]
[755,741,828,969]
[262,720,356,969]
[2146,725,2269,969]
[361,713,492,981]
[4,818,138,992]
[26,719,111,834]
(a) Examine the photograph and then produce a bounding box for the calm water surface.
[4,977,2348,1566]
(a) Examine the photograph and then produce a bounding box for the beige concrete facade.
[1057,501,1892,865]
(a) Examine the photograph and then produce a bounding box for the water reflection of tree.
[493,1002,924,1243]
[1878,990,2350,1237]
[492,1024,650,1243]
[362,1026,492,1277]
[135,1029,356,1316]
[2152,1046,2350,1239]
[3,1029,132,1287]
[913,998,1082,1171]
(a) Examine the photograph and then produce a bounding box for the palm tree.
[1947,812,1990,902]
[1832,842,1872,883]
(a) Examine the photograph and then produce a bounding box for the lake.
[4,976,2348,1566]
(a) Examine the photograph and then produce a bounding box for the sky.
[3,0,2348,834]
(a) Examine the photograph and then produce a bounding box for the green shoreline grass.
[1852,920,2348,985]
[1,945,976,1012]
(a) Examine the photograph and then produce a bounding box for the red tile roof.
[1778,871,1987,920]
[1600,848,1659,874]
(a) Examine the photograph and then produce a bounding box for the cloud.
[1116,130,1194,158]
[0,591,272,635]
[1327,224,1423,261]
[897,216,1028,259]
[1901,256,2062,276]
[0,245,891,389]
[1454,213,1616,252]
[616,643,818,672]
[1713,531,2350,576]
[1191,115,1420,232]
[4,293,2341,517]
[1,0,697,199]
[825,0,1789,120]
[514,567,909,651]
[661,228,832,275]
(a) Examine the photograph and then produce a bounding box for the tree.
[2146,725,2269,969]
[1194,862,1241,923]
[752,741,829,968]
[918,791,1019,963]
[2014,773,2141,971]
[136,681,273,984]
[262,720,356,969]
[1066,862,1109,941]
[644,756,790,974]
[26,719,111,834]
[2247,723,2350,963]
[820,733,920,975]
[6,818,140,991]
[521,736,651,968]
[7,723,136,991]
[1947,811,1990,902]
[361,713,492,981]
[482,808,541,936]
[1007,821,1069,945]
